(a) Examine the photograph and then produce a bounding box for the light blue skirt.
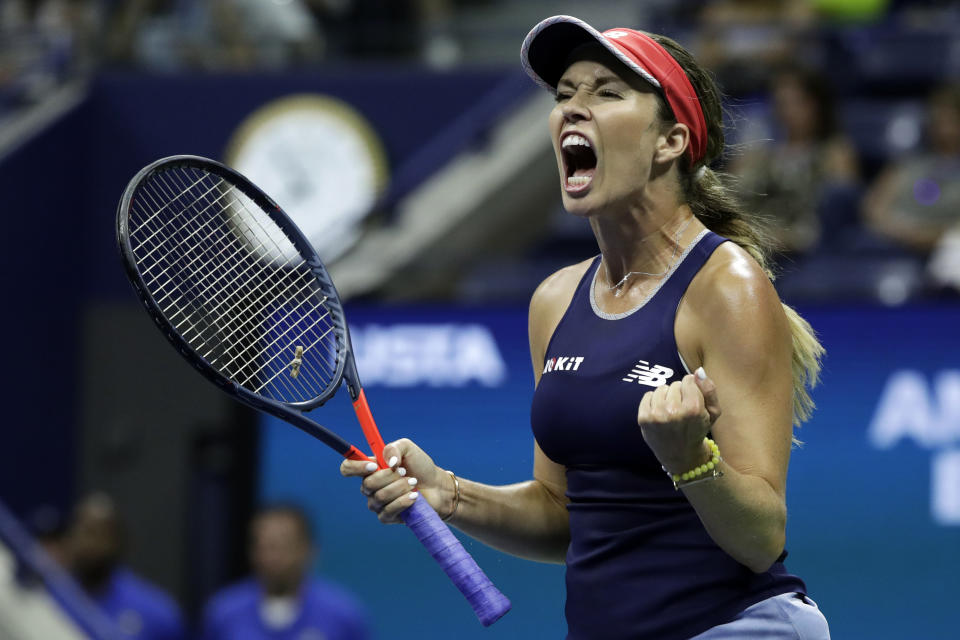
[689,593,830,640]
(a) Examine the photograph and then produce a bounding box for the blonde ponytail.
[688,167,824,428]
[648,33,826,431]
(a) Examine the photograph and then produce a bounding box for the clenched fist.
[638,367,722,475]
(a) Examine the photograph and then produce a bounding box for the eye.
[599,90,622,99]
[554,92,572,103]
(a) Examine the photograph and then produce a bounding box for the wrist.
[439,469,461,522]
[661,438,714,477]
[662,438,723,490]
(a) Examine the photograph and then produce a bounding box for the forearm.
[680,461,786,573]
[440,475,570,564]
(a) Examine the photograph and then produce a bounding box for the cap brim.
[521,15,661,93]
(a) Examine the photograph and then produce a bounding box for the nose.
[560,93,590,123]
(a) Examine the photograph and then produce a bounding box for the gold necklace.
[603,215,696,294]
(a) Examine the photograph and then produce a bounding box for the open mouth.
[561,134,597,192]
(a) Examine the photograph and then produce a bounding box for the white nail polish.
[408,492,418,500]
[397,467,407,477]
[388,456,398,468]
[696,367,707,380]
[364,462,377,472]
[408,477,418,486]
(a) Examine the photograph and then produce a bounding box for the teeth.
[562,134,591,149]
[567,176,591,186]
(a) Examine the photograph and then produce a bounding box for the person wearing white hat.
[343,15,829,640]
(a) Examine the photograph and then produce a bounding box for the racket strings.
[155,171,340,392]
[135,174,302,359]
[131,173,300,391]
[139,177,319,363]
[137,186,269,335]
[134,170,335,401]
[127,166,341,404]
[131,177,230,270]
[152,169,339,398]
[135,174,291,310]
[136,176,303,318]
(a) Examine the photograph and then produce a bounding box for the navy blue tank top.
[531,230,806,640]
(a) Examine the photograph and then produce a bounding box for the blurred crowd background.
[3,0,960,304]
[1,1,959,639]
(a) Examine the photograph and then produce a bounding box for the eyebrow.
[557,74,626,91]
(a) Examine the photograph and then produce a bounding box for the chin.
[561,189,601,218]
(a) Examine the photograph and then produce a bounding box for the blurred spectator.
[0,0,98,111]
[202,504,371,640]
[95,0,459,70]
[26,504,70,567]
[68,493,187,640]
[863,83,960,256]
[103,0,324,71]
[812,0,890,23]
[323,0,421,61]
[928,224,960,294]
[695,0,818,95]
[205,0,324,69]
[101,0,186,69]
[729,64,860,256]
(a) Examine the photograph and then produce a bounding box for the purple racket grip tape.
[401,495,511,626]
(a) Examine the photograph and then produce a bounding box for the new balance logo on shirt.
[622,360,674,387]
[543,356,585,374]
[542,356,674,386]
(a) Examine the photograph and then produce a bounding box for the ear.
[654,122,690,165]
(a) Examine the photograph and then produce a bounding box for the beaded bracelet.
[665,437,724,490]
[441,469,461,522]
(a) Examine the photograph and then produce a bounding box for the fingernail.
[407,477,418,486]
[407,492,418,501]
[397,467,407,477]
[364,462,377,472]
[696,367,707,380]
[388,456,398,468]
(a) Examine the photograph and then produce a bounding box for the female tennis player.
[342,15,829,639]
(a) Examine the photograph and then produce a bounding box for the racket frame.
[116,155,509,625]
[116,155,364,456]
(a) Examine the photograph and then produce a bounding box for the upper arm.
[823,136,859,182]
[863,165,905,225]
[677,245,794,497]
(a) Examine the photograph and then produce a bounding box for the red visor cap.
[521,15,708,165]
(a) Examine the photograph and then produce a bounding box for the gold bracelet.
[441,469,460,522]
[664,438,724,491]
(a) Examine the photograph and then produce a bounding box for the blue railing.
[0,500,120,640]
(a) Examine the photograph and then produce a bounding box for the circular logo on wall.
[225,95,389,263]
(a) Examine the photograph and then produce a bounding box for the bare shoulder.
[529,258,595,369]
[530,258,593,316]
[678,242,790,368]
[687,242,784,321]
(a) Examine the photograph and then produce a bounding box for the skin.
[342,48,795,573]
[770,74,857,182]
[728,72,858,253]
[250,512,313,597]
[863,93,960,252]
[68,495,124,593]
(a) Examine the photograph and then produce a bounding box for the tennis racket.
[116,155,511,626]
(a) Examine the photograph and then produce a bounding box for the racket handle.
[401,495,511,626]
[352,390,388,468]
[344,445,370,462]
